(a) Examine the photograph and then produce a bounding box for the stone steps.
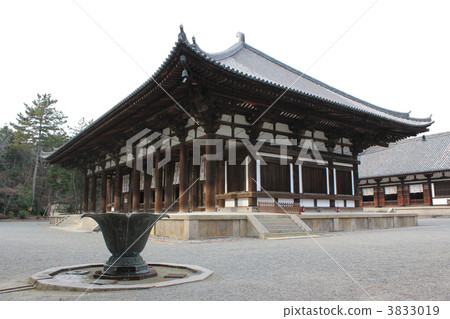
[263,226,304,233]
[247,213,313,239]
[261,232,310,239]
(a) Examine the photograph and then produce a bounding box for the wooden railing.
[258,202,301,214]
[54,215,70,226]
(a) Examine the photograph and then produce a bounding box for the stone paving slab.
[0,219,449,301]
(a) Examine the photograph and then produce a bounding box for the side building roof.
[359,131,450,179]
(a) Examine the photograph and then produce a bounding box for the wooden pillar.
[328,159,335,207]
[425,174,433,205]
[375,179,381,207]
[82,169,89,213]
[165,164,174,209]
[353,162,360,207]
[399,177,406,206]
[205,134,216,211]
[90,168,97,212]
[378,182,386,207]
[100,168,107,213]
[217,162,225,208]
[293,164,300,194]
[131,153,140,212]
[192,156,199,209]
[188,155,194,210]
[106,177,111,211]
[114,162,122,212]
[179,138,189,212]
[154,149,163,213]
[247,157,257,206]
[144,171,152,212]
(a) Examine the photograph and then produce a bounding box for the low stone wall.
[151,213,249,240]
[49,214,98,231]
[363,206,450,218]
[300,213,417,232]
[150,212,417,239]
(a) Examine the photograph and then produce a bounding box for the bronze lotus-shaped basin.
[82,212,168,280]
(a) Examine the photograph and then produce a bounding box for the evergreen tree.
[0,125,34,215]
[69,117,93,137]
[10,94,67,211]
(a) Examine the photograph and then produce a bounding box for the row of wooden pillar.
[81,139,361,212]
[372,177,433,207]
[81,138,216,213]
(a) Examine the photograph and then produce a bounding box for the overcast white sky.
[1,0,449,135]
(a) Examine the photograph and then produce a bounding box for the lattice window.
[173,162,180,185]
[122,175,130,193]
[200,156,206,181]
[362,187,374,202]
[434,181,450,196]
[140,171,145,191]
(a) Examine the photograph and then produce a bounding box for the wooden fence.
[257,201,301,214]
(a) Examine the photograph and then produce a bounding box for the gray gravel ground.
[0,218,449,301]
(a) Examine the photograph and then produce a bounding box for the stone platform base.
[364,206,450,218]
[300,212,417,232]
[151,212,418,240]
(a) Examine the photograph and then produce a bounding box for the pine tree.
[10,93,67,211]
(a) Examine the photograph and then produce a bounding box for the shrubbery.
[18,210,28,219]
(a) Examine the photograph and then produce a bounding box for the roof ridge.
[396,131,450,143]
[361,131,450,158]
[242,43,418,121]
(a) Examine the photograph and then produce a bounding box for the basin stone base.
[30,262,213,291]
[99,255,157,280]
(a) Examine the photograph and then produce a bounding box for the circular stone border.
[30,262,213,291]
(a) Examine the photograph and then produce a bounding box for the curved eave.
[187,40,432,128]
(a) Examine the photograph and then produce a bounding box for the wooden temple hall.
[45,26,433,214]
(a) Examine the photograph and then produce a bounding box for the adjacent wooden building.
[359,132,450,207]
[45,26,433,213]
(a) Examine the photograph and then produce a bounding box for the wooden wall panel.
[261,163,290,192]
[336,170,352,195]
[302,166,327,194]
[227,164,245,192]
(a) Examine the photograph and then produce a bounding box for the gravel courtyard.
[0,218,449,301]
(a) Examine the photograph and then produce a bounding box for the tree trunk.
[31,124,42,211]
[31,145,40,209]
[2,195,12,214]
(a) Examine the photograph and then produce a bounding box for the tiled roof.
[45,27,434,163]
[359,131,450,178]
[189,34,432,127]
